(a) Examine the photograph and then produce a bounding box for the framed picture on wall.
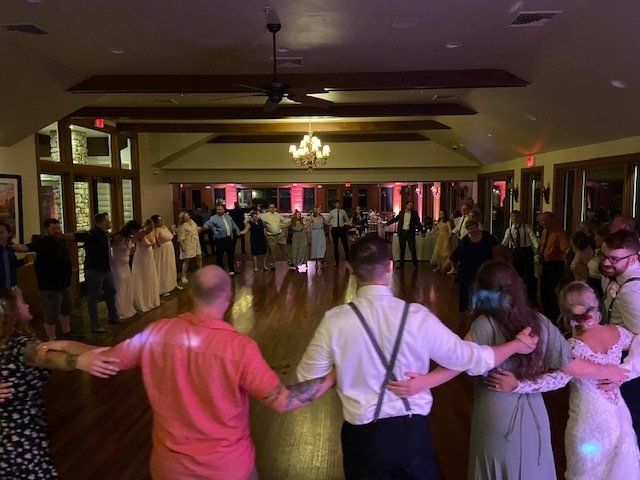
[0,174,23,243]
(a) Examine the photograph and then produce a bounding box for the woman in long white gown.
[110,220,140,320]
[131,219,160,312]
[151,214,178,295]
[493,281,640,480]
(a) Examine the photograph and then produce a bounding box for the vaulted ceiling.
[2,0,640,164]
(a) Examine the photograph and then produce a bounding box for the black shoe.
[109,318,125,325]
[60,330,84,340]
[91,326,107,333]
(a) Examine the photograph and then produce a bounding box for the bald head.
[191,265,232,308]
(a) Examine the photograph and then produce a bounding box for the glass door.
[94,178,113,218]
[39,174,65,229]
[74,178,91,282]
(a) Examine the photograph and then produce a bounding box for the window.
[303,188,315,212]
[358,188,368,208]
[343,189,353,210]
[71,125,112,167]
[237,189,251,208]
[119,136,133,169]
[582,167,625,225]
[191,189,202,209]
[214,188,226,206]
[252,189,277,209]
[278,188,292,212]
[122,179,134,222]
[381,187,393,212]
[37,123,60,162]
[328,188,338,210]
[39,174,64,227]
[634,166,640,230]
[95,180,113,217]
[561,170,576,233]
[74,180,91,282]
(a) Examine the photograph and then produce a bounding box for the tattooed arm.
[22,339,120,377]
[260,370,336,413]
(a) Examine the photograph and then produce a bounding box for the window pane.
[583,167,625,225]
[237,189,251,208]
[343,189,353,210]
[119,136,133,169]
[191,189,202,209]
[381,187,392,212]
[38,123,60,162]
[358,188,368,208]
[214,188,227,206]
[562,170,575,233]
[74,180,91,282]
[279,188,291,212]
[39,174,65,228]
[96,182,113,217]
[122,179,134,223]
[303,188,315,212]
[71,125,112,167]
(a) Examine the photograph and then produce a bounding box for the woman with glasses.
[486,281,640,479]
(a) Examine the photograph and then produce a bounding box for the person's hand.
[513,327,539,354]
[0,382,14,403]
[76,348,121,378]
[485,369,518,392]
[386,372,430,398]
[599,365,629,385]
[40,340,68,352]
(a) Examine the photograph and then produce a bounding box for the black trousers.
[622,370,640,444]
[199,230,214,256]
[341,415,440,480]
[214,236,235,273]
[85,269,118,329]
[331,226,350,264]
[540,261,565,323]
[398,231,418,266]
[512,246,537,306]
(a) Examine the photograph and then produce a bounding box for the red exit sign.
[94,118,105,128]
[526,155,535,167]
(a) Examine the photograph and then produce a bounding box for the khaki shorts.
[266,233,286,247]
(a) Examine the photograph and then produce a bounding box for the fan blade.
[207,94,264,102]
[288,93,334,109]
[232,83,268,93]
[264,98,279,113]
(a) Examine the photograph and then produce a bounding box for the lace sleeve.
[513,369,572,394]
[617,326,635,351]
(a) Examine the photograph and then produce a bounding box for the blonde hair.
[559,281,600,334]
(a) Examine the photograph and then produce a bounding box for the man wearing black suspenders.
[297,236,539,479]
[501,210,539,307]
[600,229,640,441]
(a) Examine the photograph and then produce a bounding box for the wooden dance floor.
[43,260,569,479]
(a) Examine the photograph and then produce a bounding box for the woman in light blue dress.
[309,207,328,270]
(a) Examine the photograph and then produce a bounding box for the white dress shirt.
[452,215,469,239]
[297,285,496,425]
[329,208,349,228]
[260,212,285,235]
[402,211,412,231]
[501,223,539,249]
[602,261,640,333]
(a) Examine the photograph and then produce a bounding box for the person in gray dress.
[290,210,308,271]
[388,260,629,480]
[309,208,328,270]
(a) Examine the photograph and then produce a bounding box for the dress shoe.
[91,326,107,333]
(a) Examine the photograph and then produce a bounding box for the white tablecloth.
[391,233,437,261]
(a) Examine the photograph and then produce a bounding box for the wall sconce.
[507,182,519,202]
[541,183,551,204]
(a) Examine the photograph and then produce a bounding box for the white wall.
[0,135,39,241]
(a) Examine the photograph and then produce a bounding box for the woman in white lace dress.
[151,214,178,295]
[176,211,202,284]
[491,281,640,480]
[131,219,160,312]
[110,220,140,320]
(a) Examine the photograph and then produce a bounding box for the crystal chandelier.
[288,123,331,171]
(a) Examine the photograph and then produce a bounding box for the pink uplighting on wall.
[291,185,303,212]
[225,185,237,206]
[432,182,441,219]
[493,180,507,207]
[393,185,402,213]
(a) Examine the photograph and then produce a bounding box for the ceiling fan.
[208,8,334,112]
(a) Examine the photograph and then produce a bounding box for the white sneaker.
[181,277,188,284]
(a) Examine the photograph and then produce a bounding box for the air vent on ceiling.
[509,11,561,27]
[2,23,48,35]
[432,94,460,101]
[273,56,303,68]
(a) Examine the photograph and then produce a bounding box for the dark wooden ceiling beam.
[116,120,448,134]
[207,133,429,144]
[74,103,473,121]
[68,69,528,93]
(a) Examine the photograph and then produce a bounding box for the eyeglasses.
[597,252,638,265]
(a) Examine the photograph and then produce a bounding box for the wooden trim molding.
[207,133,429,144]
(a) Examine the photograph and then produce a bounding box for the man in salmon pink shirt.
[82,265,334,480]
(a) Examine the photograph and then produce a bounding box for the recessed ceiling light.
[487,133,493,137]
[445,42,463,49]
[276,47,289,53]
[525,113,537,121]
[109,48,125,55]
[611,79,627,89]
[391,17,419,29]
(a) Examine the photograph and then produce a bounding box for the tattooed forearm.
[65,354,79,370]
[284,376,328,409]
[262,384,285,405]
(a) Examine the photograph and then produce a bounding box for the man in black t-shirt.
[229,202,246,256]
[69,213,119,333]
[13,218,82,340]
